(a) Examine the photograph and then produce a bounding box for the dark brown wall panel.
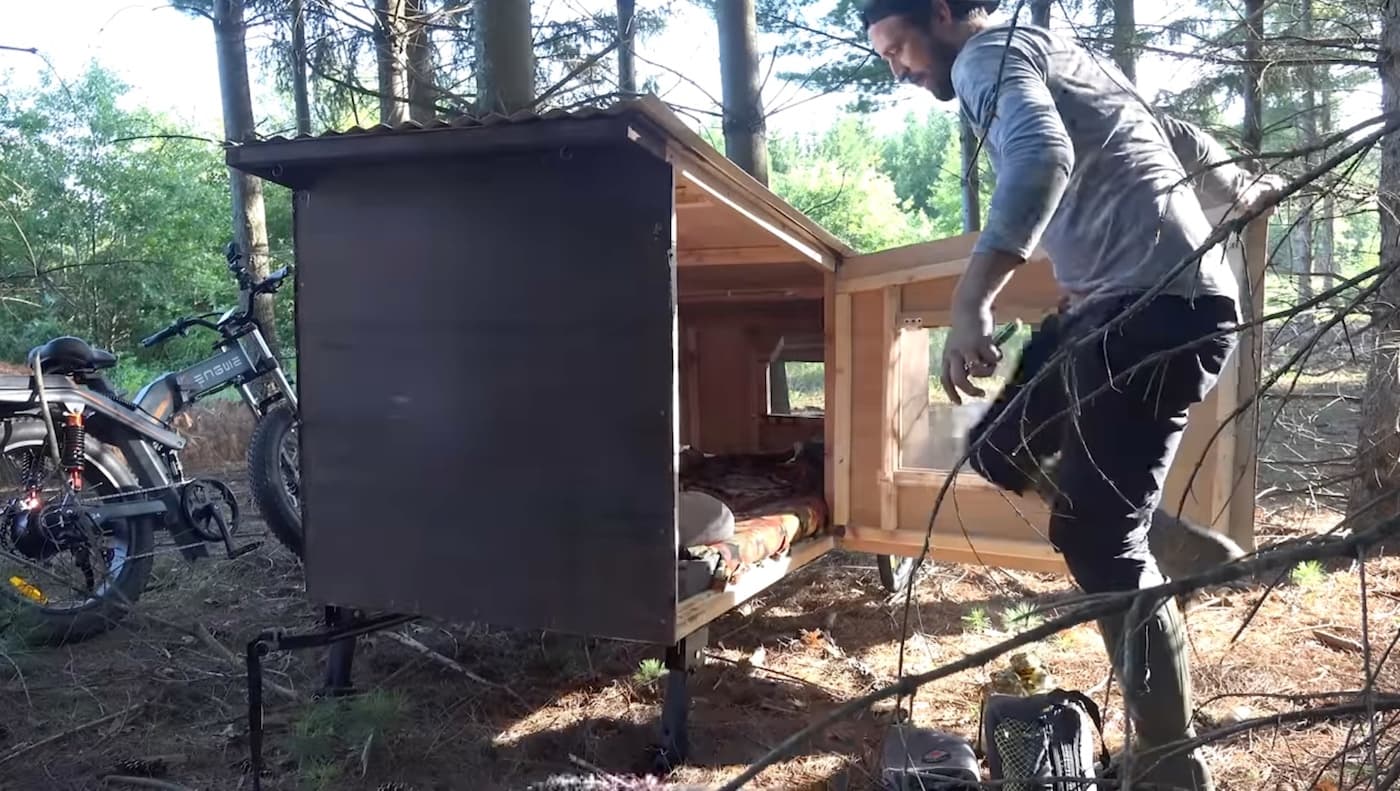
[292,143,678,643]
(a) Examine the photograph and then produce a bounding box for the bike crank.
[180,479,259,559]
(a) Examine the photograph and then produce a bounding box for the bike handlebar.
[139,316,223,348]
[140,252,292,349]
[254,266,291,295]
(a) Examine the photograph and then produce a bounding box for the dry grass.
[0,348,1395,791]
[171,399,258,471]
[5,526,1392,790]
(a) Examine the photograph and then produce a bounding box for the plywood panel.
[839,476,1064,571]
[825,276,842,521]
[691,324,754,453]
[675,194,796,253]
[896,478,1053,554]
[1162,388,1227,530]
[835,233,978,292]
[680,326,700,446]
[901,256,1061,315]
[759,416,825,451]
[677,262,825,300]
[682,298,824,455]
[832,291,851,524]
[880,287,900,531]
[294,144,677,644]
[847,289,886,527]
[1163,209,1270,544]
[841,526,1064,573]
[1229,216,1270,550]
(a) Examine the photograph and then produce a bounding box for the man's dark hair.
[858,0,999,29]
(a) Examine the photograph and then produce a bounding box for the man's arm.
[1157,114,1256,207]
[957,31,1075,268]
[940,32,1073,403]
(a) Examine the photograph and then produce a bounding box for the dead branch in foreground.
[715,512,1400,791]
[0,701,148,768]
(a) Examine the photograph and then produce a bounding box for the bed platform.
[224,95,1269,778]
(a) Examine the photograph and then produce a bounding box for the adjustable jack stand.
[321,605,360,696]
[651,626,708,775]
[244,606,417,791]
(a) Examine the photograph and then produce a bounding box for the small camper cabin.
[225,96,1265,651]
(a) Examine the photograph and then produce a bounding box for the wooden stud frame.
[830,207,1271,571]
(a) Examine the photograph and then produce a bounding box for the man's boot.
[1098,598,1214,790]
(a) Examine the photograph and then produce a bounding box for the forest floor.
[1,337,1396,791]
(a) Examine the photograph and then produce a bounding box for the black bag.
[979,689,1111,791]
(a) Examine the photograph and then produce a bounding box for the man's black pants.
[968,293,1239,594]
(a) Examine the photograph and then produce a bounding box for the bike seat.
[27,336,118,376]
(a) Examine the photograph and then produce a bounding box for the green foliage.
[289,688,407,788]
[999,600,1045,632]
[961,606,992,634]
[1289,559,1326,588]
[879,109,962,231]
[633,657,667,686]
[768,114,952,252]
[760,0,904,113]
[0,64,295,393]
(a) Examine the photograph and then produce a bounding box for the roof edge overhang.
[223,95,856,267]
[622,97,855,263]
[225,114,641,188]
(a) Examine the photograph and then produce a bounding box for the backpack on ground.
[979,688,1111,791]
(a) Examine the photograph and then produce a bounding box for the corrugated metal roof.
[245,98,652,145]
[227,95,856,260]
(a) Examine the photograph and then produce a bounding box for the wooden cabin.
[225,96,1266,651]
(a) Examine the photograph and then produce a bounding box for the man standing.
[860,0,1280,787]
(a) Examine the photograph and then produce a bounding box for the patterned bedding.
[678,441,829,590]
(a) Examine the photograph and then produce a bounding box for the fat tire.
[246,401,303,559]
[876,554,917,594]
[0,417,156,646]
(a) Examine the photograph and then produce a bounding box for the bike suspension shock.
[61,410,86,491]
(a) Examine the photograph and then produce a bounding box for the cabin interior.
[669,168,841,605]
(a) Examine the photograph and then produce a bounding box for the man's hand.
[941,301,1000,405]
[1231,173,1287,219]
[939,249,1023,405]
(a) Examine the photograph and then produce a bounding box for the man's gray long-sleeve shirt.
[951,23,1254,313]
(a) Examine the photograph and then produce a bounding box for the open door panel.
[831,234,1065,572]
[830,216,1264,573]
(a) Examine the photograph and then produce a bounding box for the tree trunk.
[212,0,278,355]
[290,0,311,135]
[406,0,435,123]
[960,112,981,232]
[1030,0,1051,27]
[1348,0,1400,535]
[1318,56,1337,292]
[716,0,769,185]
[475,0,535,115]
[375,0,409,125]
[1111,0,1135,83]
[618,0,637,94]
[1294,0,1317,303]
[1291,205,1315,301]
[1242,0,1265,154]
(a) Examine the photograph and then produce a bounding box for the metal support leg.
[246,634,269,791]
[653,626,708,774]
[321,605,358,696]
[241,610,417,789]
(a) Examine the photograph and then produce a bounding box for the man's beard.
[925,37,960,101]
